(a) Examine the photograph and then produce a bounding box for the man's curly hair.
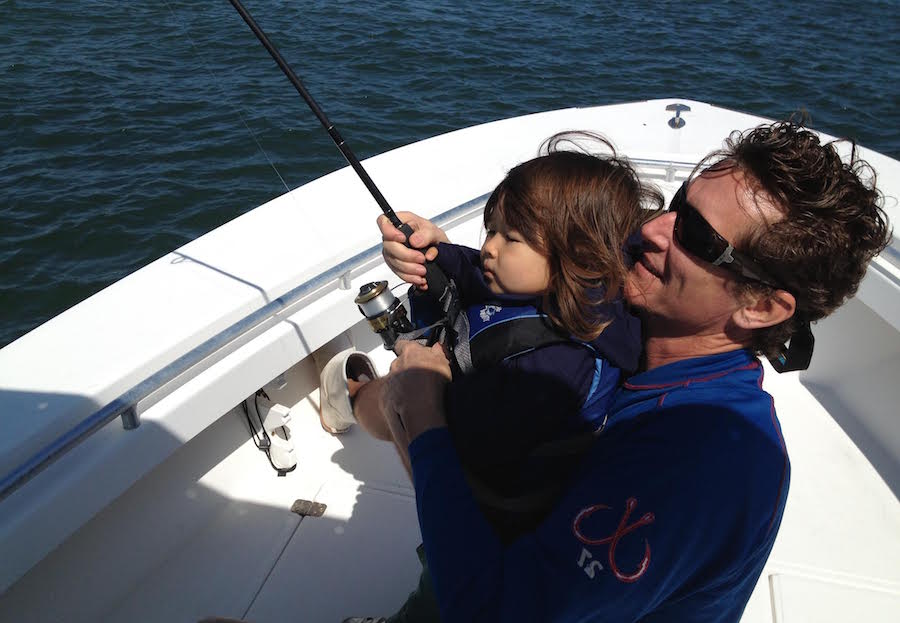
[702,120,891,359]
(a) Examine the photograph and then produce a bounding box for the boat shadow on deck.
[1,382,422,623]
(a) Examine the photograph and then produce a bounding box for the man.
[372,121,890,622]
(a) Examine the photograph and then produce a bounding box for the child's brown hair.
[483,132,662,340]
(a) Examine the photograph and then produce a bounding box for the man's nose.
[641,211,676,248]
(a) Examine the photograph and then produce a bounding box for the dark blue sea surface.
[3,0,899,347]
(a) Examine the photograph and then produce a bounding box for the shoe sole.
[319,406,351,435]
[317,348,355,435]
[318,350,376,436]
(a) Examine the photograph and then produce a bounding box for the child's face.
[481,211,550,296]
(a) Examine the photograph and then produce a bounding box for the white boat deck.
[1,330,425,623]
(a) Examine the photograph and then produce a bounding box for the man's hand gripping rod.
[229,0,454,348]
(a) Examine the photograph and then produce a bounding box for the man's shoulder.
[652,381,786,465]
[606,366,789,496]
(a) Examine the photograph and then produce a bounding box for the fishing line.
[227,0,404,226]
[228,0,455,312]
[161,0,292,194]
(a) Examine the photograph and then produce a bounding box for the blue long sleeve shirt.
[410,348,790,622]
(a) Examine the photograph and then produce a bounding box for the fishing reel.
[355,281,415,350]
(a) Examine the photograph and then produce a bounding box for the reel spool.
[355,281,414,350]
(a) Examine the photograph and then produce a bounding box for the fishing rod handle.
[397,222,452,302]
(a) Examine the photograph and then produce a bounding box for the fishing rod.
[228,0,452,320]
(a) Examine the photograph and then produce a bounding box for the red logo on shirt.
[573,497,655,583]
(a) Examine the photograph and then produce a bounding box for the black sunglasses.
[669,182,782,289]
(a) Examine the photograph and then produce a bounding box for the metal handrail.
[0,193,490,502]
[629,157,698,182]
[882,241,900,272]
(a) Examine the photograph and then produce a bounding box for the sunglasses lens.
[670,182,782,289]
[675,203,723,263]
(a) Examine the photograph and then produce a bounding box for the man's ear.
[733,290,796,330]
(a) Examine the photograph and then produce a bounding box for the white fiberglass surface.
[0,331,419,623]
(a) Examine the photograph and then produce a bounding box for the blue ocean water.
[3,0,899,347]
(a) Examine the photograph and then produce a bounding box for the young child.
[319,133,662,535]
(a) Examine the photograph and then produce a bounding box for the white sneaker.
[318,348,378,434]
